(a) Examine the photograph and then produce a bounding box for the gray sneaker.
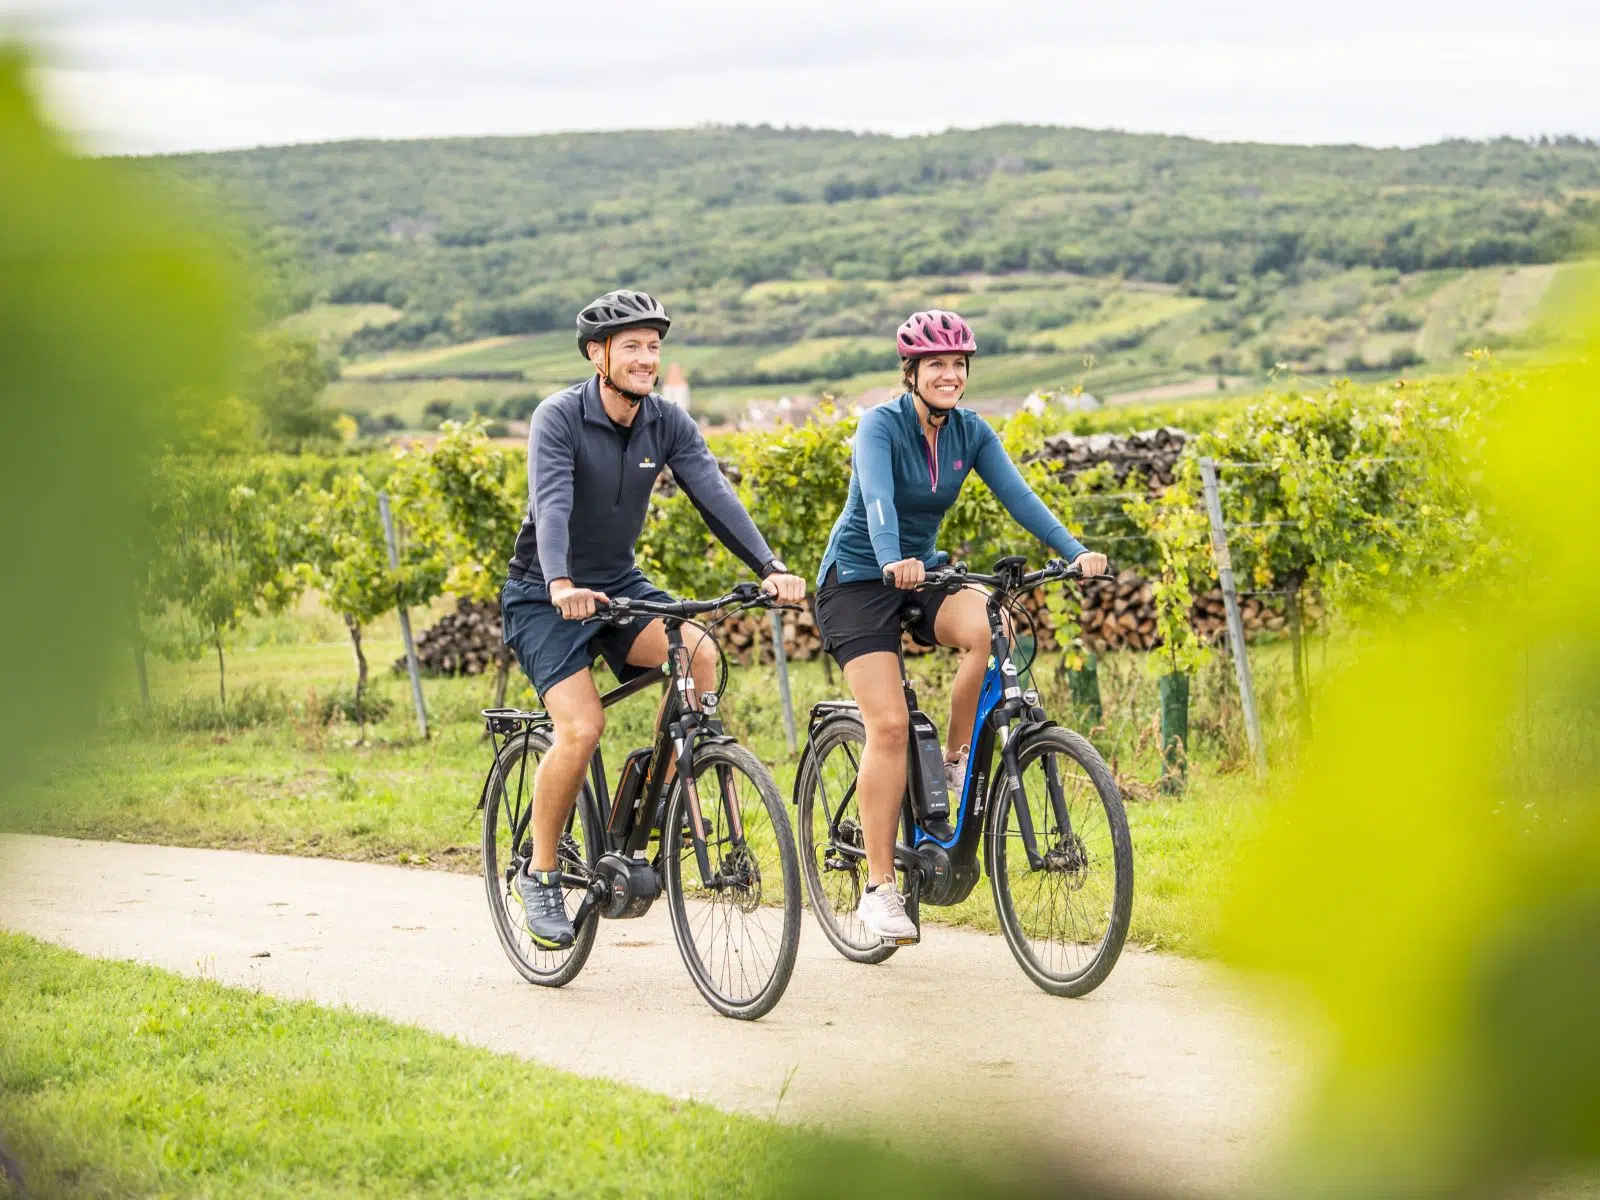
[515,868,575,949]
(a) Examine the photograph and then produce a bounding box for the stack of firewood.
[715,604,824,666]
[707,574,1294,663]
[403,580,1301,674]
[398,597,510,677]
[1028,426,1193,489]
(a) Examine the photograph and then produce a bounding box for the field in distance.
[316,260,1592,428]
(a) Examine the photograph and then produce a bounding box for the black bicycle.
[479,583,801,1020]
[794,556,1134,997]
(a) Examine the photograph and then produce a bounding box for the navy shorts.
[501,573,675,699]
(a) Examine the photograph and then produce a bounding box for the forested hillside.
[161,125,1600,347]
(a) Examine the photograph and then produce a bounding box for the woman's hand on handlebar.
[1071,550,1110,579]
[884,558,926,590]
[549,578,610,620]
[760,571,807,605]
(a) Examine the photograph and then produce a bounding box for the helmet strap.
[912,362,959,426]
[599,335,649,406]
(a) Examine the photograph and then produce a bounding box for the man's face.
[589,326,661,394]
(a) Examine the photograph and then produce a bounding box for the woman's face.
[915,353,968,408]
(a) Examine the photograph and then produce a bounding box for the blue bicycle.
[794,556,1133,996]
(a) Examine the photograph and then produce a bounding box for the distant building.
[662,362,691,410]
[1023,388,1101,415]
[741,394,821,429]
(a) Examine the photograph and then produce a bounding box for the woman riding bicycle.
[813,310,1108,944]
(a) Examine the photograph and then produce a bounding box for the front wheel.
[988,726,1133,997]
[662,740,801,1020]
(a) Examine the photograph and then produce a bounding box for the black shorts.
[813,565,952,668]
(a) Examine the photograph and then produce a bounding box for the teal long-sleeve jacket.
[817,392,1088,586]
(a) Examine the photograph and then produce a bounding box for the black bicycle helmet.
[576,289,670,359]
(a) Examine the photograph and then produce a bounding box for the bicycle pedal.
[883,934,920,946]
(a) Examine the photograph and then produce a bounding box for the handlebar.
[581,581,778,626]
[904,558,1115,594]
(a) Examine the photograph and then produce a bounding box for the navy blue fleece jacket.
[509,377,773,592]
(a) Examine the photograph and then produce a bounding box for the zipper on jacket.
[922,426,940,492]
[615,429,626,507]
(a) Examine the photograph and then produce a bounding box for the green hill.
[149,125,1600,424]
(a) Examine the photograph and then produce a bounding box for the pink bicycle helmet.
[896,309,977,358]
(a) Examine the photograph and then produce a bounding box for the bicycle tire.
[795,715,920,964]
[482,729,601,988]
[662,740,800,1020]
[987,725,1133,997]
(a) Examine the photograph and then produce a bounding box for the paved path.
[0,835,1302,1195]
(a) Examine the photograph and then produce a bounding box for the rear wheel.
[482,729,601,987]
[987,726,1132,997]
[795,716,919,964]
[663,741,800,1020]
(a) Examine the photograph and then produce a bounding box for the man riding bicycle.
[502,289,806,950]
[813,310,1108,944]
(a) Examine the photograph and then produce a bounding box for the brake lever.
[581,598,629,625]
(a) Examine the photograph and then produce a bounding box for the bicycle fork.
[997,727,1077,872]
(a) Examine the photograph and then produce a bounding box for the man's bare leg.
[527,624,717,872]
[528,669,605,872]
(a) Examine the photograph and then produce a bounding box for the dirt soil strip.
[0,835,1303,1196]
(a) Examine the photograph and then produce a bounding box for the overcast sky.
[10,0,1599,155]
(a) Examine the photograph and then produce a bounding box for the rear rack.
[481,707,547,735]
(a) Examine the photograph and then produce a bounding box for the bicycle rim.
[482,731,600,987]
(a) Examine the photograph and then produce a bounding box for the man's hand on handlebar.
[1071,551,1110,579]
[760,572,807,605]
[884,558,926,590]
[549,578,609,620]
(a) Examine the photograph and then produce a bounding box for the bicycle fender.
[794,709,867,806]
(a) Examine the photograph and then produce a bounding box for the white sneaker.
[943,747,969,796]
[857,877,919,944]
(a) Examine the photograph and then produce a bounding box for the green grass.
[0,933,821,1198]
[1026,294,1208,353]
[1530,257,1600,340]
[275,303,402,349]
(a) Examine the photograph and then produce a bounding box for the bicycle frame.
[482,613,742,930]
[810,563,1081,905]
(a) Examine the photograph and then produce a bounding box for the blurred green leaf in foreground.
[1219,295,1600,1194]
[0,46,241,781]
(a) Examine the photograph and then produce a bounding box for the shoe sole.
[858,914,921,946]
[514,894,575,951]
